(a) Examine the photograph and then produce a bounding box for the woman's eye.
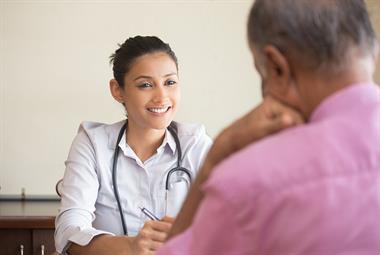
[138,83,152,89]
[166,80,177,86]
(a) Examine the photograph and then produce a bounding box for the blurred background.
[0,0,379,196]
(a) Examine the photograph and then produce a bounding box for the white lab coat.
[54,120,212,254]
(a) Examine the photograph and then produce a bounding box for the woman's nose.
[153,85,168,102]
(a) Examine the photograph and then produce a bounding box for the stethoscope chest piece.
[165,166,192,190]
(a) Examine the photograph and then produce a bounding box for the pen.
[139,206,160,221]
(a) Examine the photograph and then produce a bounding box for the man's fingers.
[282,108,304,125]
[263,115,289,135]
[264,111,303,136]
[266,97,304,125]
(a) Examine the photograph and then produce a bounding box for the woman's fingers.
[146,219,173,233]
[132,219,174,254]
[161,215,175,224]
[140,220,173,242]
[147,240,163,251]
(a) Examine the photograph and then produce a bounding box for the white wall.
[0,0,260,195]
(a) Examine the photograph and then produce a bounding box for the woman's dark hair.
[109,35,178,87]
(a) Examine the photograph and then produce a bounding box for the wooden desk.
[0,200,60,255]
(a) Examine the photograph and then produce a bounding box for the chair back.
[55,179,63,197]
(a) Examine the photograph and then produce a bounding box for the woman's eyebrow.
[164,72,178,77]
[133,75,152,81]
[134,72,178,81]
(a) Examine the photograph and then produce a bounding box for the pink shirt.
[158,83,380,255]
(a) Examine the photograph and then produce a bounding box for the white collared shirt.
[54,120,212,254]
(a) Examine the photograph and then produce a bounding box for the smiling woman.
[109,38,182,160]
[110,51,181,141]
[54,36,212,255]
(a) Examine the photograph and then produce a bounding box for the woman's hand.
[67,217,174,255]
[130,216,174,255]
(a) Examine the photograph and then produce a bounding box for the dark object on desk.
[0,199,60,255]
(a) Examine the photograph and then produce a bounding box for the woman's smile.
[147,105,172,115]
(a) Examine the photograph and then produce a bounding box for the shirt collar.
[107,120,126,150]
[106,121,177,155]
[159,128,177,155]
[310,83,379,123]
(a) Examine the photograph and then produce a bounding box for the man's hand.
[130,216,174,255]
[207,96,304,168]
[169,96,304,238]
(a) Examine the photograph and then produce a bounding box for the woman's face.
[120,52,180,131]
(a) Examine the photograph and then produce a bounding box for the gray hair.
[248,0,378,72]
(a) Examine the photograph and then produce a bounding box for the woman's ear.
[109,79,125,104]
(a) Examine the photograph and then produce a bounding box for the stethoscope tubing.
[112,122,128,235]
[112,120,192,235]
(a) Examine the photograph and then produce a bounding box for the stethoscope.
[112,120,192,235]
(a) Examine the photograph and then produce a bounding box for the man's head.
[248,0,379,118]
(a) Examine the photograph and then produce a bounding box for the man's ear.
[263,45,304,114]
[109,79,125,104]
[263,45,292,96]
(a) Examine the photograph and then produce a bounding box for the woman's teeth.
[148,106,170,113]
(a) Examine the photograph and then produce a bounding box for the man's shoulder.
[207,107,378,200]
[228,124,317,170]
[205,124,325,198]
